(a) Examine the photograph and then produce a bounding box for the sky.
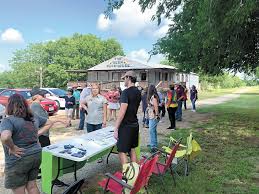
[0,0,170,72]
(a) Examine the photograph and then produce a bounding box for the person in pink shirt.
[107,85,120,121]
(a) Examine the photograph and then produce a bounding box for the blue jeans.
[79,109,86,130]
[86,123,102,133]
[149,119,158,149]
[191,99,196,110]
[176,101,183,120]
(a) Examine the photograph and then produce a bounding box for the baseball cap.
[121,71,136,79]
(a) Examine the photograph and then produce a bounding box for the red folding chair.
[98,152,159,194]
[140,139,181,186]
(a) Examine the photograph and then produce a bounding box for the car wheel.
[55,100,60,109]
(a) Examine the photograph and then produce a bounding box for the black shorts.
[39,135,51,147]
[117,123,139,153]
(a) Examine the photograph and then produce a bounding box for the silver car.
[0,104,6,123]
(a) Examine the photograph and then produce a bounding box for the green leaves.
[154,0,259,75]
[107,0,259,74]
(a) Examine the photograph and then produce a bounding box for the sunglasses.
[122,76,129,80]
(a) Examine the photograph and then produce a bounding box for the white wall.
[186,73,199,89]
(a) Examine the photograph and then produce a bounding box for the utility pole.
[39,66,43,88]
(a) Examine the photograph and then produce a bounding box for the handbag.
[146,96,156,119]
[122,162,140,194]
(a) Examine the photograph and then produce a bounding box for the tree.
[107,0,259,75]
[0,34,124,88]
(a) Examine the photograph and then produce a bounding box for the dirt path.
[0,88,250,193]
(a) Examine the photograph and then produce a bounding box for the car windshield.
[49,88,66,97]
[20,91,32,99]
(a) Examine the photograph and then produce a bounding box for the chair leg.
[170,166,176,186]
[103,178,110,194]
[144,186,149,194]
[184,160,189,176]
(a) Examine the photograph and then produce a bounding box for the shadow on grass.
[235,93,259,95]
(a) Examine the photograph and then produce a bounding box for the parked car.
[0,88,6,93]
[40,88,66,109]
[0,104,6,123]
[0,89,59,115]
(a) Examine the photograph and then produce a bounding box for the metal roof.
[149,64,177,70]
[87,56,170,71]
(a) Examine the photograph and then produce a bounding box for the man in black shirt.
[114,71,141,166]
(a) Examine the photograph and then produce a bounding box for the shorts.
[4,152,42,189]
[108,102,120,110]
[39,135,51,147]
[117,123,139,153]
[65,108,73,117]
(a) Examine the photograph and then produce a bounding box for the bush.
[200,74,246,91]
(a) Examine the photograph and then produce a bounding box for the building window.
[141,72,147,81]
[176,74,180,81]
[185,74,188,82]
[171,73,174,81]
[164,73,168,81]
[159,72,161,81]
[112,72,119,81]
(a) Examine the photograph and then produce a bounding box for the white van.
[0,104,6,123]
[40,88,66,109]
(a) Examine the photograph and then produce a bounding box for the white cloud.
[1,28,24,43]
[97,14,111,31]
[0,63,11,72]
[97,0,172,38]
[127,49,165,64]
[43,27,55,34]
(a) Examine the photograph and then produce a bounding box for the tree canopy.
[107,0,259,75]
[0,34,124,88]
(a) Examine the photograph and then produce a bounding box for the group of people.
[140,82,198,152]
[63,83,121,132]
[0,69,198,193]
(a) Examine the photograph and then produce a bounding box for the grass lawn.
[147,87,259,194]
[82,87,259,194]
[198,87,240,100]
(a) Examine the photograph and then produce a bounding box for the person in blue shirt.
[64,89,76,127]
[72,85,80,120]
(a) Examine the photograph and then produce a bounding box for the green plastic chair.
[162,133,201,176]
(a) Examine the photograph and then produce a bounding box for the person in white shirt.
[77,82,91,130]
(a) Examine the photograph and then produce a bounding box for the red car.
[0,89,59,115]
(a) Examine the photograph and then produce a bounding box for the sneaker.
[167,126,173,129]
[171,128,176,131]
[97,157,103,163]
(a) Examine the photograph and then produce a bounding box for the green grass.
[82,87,259,194]
[147,87,259,194]
[198,87,240,100]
